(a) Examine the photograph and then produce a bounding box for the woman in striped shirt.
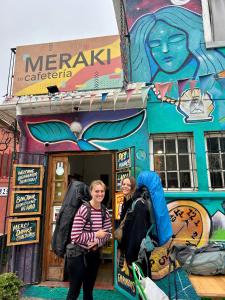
[66,180,111,300]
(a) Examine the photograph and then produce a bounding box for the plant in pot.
[0,272,23,300]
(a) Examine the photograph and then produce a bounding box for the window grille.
[150,133,197,191]
[205,132,225,189]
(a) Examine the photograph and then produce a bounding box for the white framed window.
[201,0,225,48]
[150,133,198,191]
[205,132,225,189]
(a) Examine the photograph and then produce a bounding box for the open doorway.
[43,152,115,289]
[67,153,114,289]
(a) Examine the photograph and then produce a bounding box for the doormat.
[22,285,126,300]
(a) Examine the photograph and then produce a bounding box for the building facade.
[0,0,224,298]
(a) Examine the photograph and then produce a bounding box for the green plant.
[0,272,23,300]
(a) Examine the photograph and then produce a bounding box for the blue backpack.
[137,170,172,246]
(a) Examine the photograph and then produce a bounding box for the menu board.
[116,149,131,170]
[13,164,44,188]
[116,170,130,191]
[7,218,40,246]
[10,191,42,216]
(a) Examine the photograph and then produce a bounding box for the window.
[205,132,225,189]
[201,0,225,48]
[150,134,197,190]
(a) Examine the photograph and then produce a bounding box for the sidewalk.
[20,285,126,300]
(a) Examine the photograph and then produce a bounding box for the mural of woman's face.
[148,20,190,73]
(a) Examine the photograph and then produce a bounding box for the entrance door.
[43,152,115,288]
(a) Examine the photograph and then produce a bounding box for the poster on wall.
[7,217,40,246]
[116,170,130,191]
[115,192,124,220]
[13,164,44,188]
[116,148,131,170]
[10,190,42,216]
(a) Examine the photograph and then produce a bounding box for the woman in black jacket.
[118,177,153,275]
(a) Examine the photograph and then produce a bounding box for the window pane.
[178,139,188,153]
[179,155,189,170]
[153,140,164,153]
[180,172,191,188]
[210,172,222,188]
[167,172,178,188]
[165,139,176,153]
[207,138,219,153]
[158,172,165,187]
[154,155,165,171]
[209,0,225,42]
[166,155,177,171]
[208,154,220,170]
[220,137,225,152]
[222,154,225,169]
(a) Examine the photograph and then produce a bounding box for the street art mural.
[127,2,225,124]
[117,198,225,299]
[18,109,149,175]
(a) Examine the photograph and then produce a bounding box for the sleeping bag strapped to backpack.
[137,170,172,246]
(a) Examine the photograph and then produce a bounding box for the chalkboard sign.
[13,164,44,188]
[7,217,40,246]
[10,191,42,216]
[116,170,130,191]
[116,148,131,170]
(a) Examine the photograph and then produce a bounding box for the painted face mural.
[148,20,189,73]
[130,6,225,82]
[130,6,225,124]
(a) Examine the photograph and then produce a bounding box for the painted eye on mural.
[168,34,186,44]
[150,200,211,280]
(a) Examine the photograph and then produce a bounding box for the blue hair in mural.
[130,6,225,82]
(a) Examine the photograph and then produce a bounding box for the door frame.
[42,150,116,282]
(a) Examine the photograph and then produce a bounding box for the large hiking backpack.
[51,180,91,257]
[170,242,225,275]
[137,171,172,247]
[51,180,107,258]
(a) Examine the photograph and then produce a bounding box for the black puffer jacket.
[51,180,91,257]
[120,186,154,265]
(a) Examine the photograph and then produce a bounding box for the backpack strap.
[100,203,107,227]
[82,201,93,232]
[82,201,107,231]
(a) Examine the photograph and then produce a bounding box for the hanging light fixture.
[70,120,82,137]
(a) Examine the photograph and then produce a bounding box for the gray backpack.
[170,242,225,275]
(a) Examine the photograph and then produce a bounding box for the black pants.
[66,250,100,300]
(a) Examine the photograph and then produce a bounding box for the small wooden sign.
[7,217,40,246]
[116,170,130,191]
[10,191,42,216]
[13,164,44,188]
[116,148,131,170]
[115,192,124,220]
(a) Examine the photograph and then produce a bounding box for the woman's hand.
[95,229,108,239]
[87,241,98,251]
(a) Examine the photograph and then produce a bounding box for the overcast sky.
[0,0,118,101]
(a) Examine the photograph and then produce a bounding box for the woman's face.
[148,20,189,73]
[121,178,132,197]
[90,184,105,203]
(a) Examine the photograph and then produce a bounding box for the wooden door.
[42,155,68,281]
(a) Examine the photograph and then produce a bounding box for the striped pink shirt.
[70,203,111,249]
